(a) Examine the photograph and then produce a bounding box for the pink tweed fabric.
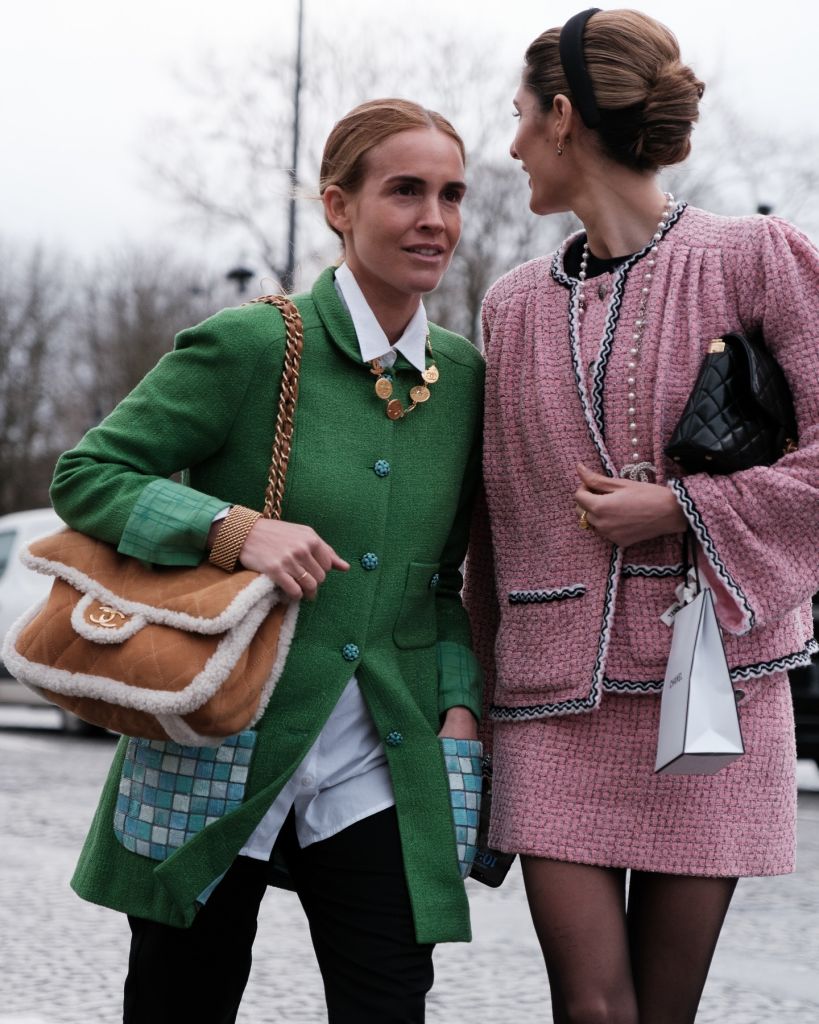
[489,675,796,876]
[464,205,819,875]
[466,206,819,722]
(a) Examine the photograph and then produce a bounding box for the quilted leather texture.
[666,331,797,474]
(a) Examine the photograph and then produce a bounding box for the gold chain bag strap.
[2,296,305,746]
[209,295,305,569]
[257,295,304,520]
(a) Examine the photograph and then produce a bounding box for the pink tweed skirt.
[489,672,796,876]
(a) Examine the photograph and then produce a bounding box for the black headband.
[558,8,601,129]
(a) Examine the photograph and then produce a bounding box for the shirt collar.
[334,262,428,372]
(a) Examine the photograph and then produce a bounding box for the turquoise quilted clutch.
[113,732,257,860]
[440,737,483,878]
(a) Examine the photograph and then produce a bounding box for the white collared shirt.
[240,264,428,858]
[333,260,428,371]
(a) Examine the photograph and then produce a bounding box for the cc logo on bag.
[88,605,127,628]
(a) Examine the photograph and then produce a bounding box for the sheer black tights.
[521,857,737,1024]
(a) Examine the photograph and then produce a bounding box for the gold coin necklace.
[369,337,439,420]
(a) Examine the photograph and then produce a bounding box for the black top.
[564,234,632,279]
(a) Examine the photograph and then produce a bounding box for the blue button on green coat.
[385,731,404,747]
[361,552,379,571]
[341,643,360,662]
[373,460,391,478]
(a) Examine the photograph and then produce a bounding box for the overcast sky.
[1,0,815,263]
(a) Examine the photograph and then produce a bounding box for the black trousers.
[123,807,434,1024]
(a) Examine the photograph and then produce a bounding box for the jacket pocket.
[618,574,680,668]
[113,732,257,861]
[495,583,589,694]
[393,561,440,650]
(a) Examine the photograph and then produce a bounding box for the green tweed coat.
[50,267,484,944]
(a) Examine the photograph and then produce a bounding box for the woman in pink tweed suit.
[465,8,819,1023]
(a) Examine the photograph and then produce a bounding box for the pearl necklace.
[576,192,676,483]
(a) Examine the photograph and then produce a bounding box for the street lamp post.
[281,0,305,294]
[226,266,255,295]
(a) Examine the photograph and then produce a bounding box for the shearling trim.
[21,546,277,634]
[622,563,685,579]
[490,548,621,720]
[1,598,48,696]
[668,479,755,635]
[71,593,147,643]
[508,585,586,604]
[154,713,225,747]
[3,593,280,714]
[155,599,300,744]
[247,598,300,725]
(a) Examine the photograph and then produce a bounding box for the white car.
[0,508,100,732]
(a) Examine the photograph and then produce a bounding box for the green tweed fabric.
[51,267,484,945]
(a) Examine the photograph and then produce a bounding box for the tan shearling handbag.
[2,296,304,745]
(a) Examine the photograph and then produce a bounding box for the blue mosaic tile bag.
[114,732,256,860]
[440,737,483,878]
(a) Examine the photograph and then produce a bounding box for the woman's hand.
[438,706,479,741]
[574,463,687,548]
[235,519,349,600]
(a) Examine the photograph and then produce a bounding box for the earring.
[556,142,564,156]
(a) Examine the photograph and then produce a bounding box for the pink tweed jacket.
[466,205,819,722]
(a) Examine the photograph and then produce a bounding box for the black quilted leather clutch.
[665,331,798,474]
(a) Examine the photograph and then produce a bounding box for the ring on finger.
[578,509,591,530]
[296,569,310,581]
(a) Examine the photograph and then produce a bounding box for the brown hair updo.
[319,98,466,239]
[524,9,704,171]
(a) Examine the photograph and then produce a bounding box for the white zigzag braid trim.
[604,678,664,693]
[603,639,819,692]
[668,479,755,634]
[730,639,819,681]
[508,585,586,604]
[566,282,618,476]
[621,563,685,578]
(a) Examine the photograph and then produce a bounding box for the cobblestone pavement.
[1,710,818,1023]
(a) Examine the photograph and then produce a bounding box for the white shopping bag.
[655,586,744,775]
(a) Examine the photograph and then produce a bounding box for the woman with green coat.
[50,98,484,1024]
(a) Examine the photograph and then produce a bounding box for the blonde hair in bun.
[525,9,705,171]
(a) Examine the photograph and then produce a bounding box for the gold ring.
[578,509,590,530]
[296,570,309,581]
